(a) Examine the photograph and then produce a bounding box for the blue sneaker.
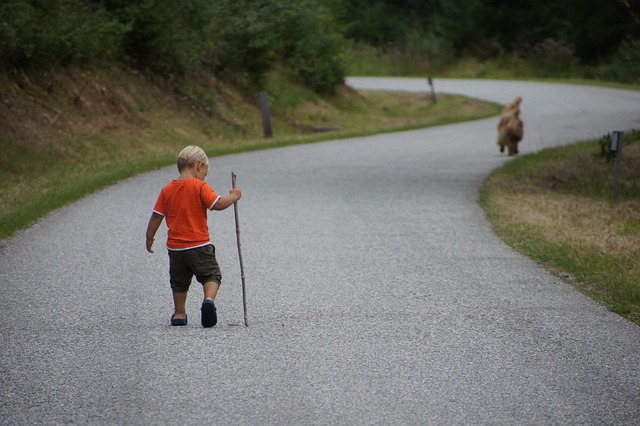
[201,300,217,328]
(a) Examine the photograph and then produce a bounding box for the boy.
[145,145,242,327]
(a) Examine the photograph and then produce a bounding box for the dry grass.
[481,134,640,324]
[491,194,640,257]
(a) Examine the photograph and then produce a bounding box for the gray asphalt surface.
[1,78,640,425]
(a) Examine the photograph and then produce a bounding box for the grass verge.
[480,131,640,325]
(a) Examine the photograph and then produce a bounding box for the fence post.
[427,77,436,104]
[259,91,273,138]
[611,131,624,204]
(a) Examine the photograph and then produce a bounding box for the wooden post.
[259,91,273,138]
[427,77,436,104]
[611,131,624,204]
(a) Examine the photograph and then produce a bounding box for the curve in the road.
[1,79,639,425]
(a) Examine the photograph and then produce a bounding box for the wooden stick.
[232,172,249,327]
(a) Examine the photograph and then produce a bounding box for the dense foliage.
[338,0,640,81]
[338,0,639,61]
[0,0,347,93]
[1,0,639,88]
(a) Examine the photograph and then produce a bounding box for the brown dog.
[497,96,523,155]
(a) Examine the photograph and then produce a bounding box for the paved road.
[1,79,639,425]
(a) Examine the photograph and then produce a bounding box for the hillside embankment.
[0,65,500,240]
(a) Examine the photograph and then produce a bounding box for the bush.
[199,0,281,87]
[106,0,212,77]
[0,0,348,93]
[0,0,125,69]
[595,133,618,163]
[276,1,347,93]
[602,38,640,83]
[198,0,347,93]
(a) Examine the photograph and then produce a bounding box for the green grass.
[481,132,640,324]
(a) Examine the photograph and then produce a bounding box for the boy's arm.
[145,212,164,253]
[212,187,242,211]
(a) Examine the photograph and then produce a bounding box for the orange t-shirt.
[153,178,221,250]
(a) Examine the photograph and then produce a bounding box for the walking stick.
[232,172,249,327]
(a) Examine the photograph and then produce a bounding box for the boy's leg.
[168,250,191,324]
[192,244,222,327]
[203,280,220,301]
[201,281,219,327]
[172,291,188,319]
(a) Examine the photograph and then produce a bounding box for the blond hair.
[177,145,209,172]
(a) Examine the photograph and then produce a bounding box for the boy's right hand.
[212,187,241,211]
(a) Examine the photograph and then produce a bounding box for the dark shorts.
[168,244,222,293]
